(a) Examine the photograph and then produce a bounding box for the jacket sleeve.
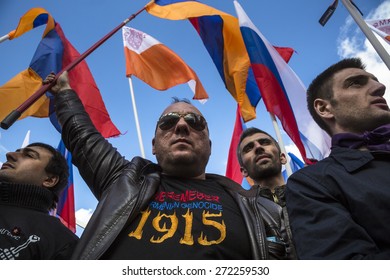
[285,168,389,260]
[54,89,127,200]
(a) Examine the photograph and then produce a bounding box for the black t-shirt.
[103,176,252,259]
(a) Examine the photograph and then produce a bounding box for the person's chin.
[0,173,12,182]
[171,151,195,161]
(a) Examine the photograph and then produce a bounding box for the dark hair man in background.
[237,127,296,259]
[286,57,390,259]
[0,142,78,259]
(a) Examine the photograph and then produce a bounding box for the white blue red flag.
[234,1,330,162]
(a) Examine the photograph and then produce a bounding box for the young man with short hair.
[286,58,390,259]
[0,143,78,259]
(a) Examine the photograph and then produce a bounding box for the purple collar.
[332,124,390,151]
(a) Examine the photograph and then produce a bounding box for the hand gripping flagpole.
[1,6,146,130]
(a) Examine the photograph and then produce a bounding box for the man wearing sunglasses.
[47,71,288,260]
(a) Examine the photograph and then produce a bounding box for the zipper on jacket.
[244,195,269,260]
[271,192,279,204]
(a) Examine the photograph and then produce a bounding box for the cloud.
[337,1,390,103]
[75,208,93,229]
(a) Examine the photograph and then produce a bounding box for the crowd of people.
[0,57,389,259]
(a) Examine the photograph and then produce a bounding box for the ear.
[152,138,156,155]
[43,175,59,188]
[280,153,287,165]
[314,98,334,120]
[240,166,249,178]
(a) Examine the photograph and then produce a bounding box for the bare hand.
[43,71,71,94]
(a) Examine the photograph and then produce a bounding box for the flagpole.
[0,34,10,44]
[21,130,31,148]
[340,0,390,70]
[269,112,293,177]
[0,6,147,130]
[128,76,146,158]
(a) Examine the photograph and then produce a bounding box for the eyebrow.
[343,74,379,86]
[241,137,272,150]
[16,147,40,158]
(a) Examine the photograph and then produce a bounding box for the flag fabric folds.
[0,20,120,138]
[234,1,331,163]
[0,11,121,232]
[122,26,208,100]
[282,152,305,181]
[146,0,261,122]
[225,105,252,189]
[0,69,49,121]
[56,140,76,233]
[365,18,390,45]
[225,105,246,184]
[225,48,294,187]
[4,7,55,41]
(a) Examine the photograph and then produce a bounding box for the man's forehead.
[241,133,272,145]
[161,102,202,116]
[334,67,373,81]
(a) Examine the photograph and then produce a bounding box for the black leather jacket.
[55,89,294,260]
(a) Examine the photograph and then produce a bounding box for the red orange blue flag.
[146,0,261,122]
[0,8,55,43]
[0,20,120,138]
[0,10,121,232]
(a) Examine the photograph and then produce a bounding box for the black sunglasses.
[157,112,207,131]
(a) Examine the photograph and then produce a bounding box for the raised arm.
[48,71,127,199]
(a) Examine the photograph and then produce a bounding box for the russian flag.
[282,152,305,181]
[234,1,330,162]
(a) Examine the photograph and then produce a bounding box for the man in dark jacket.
[285,57,390,259]
[47,71,290,260]
[236,127,296,259]
[0,142,78,259]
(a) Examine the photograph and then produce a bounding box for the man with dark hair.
[45,71,290,259]
[285,57,390,259]
[237,127,295,259]
[0,142,78,259]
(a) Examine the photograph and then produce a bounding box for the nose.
[371,79,386,97]
[6,151,18,162]
[173,117,190,135]
[253,141,265,153]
